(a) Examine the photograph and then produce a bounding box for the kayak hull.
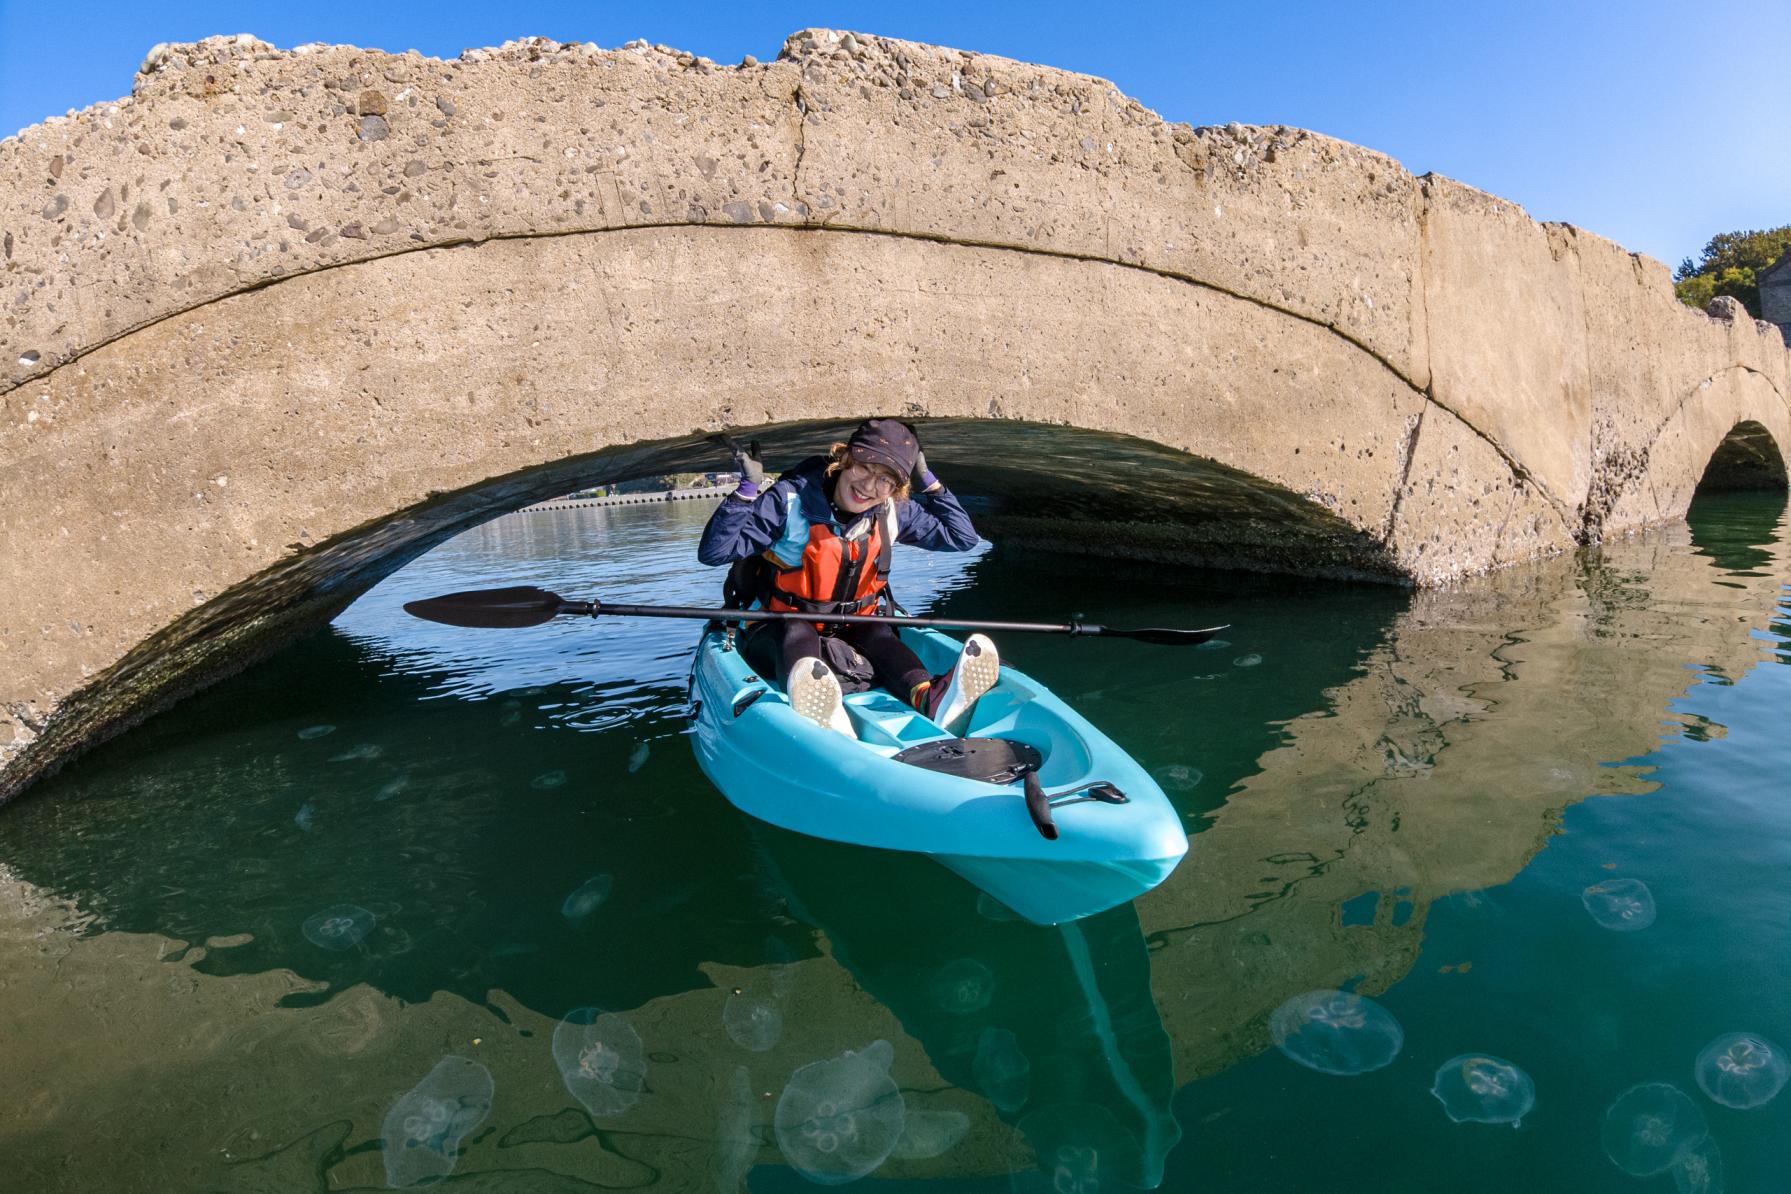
[687,624,1188,925]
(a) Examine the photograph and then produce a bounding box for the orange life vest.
[765,503,896,618]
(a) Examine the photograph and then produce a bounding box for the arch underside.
[1696,420,1788,492]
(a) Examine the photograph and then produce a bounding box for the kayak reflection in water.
[697,418,995,737]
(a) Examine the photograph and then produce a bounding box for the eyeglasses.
[844,460,898,495]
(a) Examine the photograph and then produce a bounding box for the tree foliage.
[1673,225,1791,317]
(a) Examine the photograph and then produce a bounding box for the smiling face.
[834,457,901,514]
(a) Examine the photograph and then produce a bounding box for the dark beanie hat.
[847,418,919,477]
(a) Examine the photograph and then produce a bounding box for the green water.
[1,493,1786,1191]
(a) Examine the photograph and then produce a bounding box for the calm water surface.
[1,493,1787,1191]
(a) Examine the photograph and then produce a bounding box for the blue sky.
[2,0,1785,269]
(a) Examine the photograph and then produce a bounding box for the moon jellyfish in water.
[553,1008,646,1118]
[1671,1138,1724,1194]
[329,743,383,762]
[712,1065,760,1194]
[296,724,336,740]
[930,958,995,1016]
[890,1109,970,1161]
[1151,763,1204,792]
[774,1040,906,1185]
[1009,1103,1146,1194]
[722,990,783,1052]
[1582,878,1656,932]
[561,874,614,925]
[976,893,1024,923]
[1233,653,1262,667]
[1695,1031,1789,1109]
[531,769,568,791]
[1602,1082,1708,1176]
[302,904,374,951]
[380,1055,494,1188]
[1430,1054,1535,1126]
[974,1027,1032,1112]
[293,803,316,832]
[1269,989,1404,1075]
[627,742,650,773]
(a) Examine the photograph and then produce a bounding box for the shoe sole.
[789,661,843,729]
[956,637,1001,708]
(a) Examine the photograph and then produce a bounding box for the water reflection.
[0,493,1785,1190]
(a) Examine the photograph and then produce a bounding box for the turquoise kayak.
[687,624,1189,925]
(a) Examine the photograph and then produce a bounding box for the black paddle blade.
[1093,623,1229,646]
[403,585,570,628]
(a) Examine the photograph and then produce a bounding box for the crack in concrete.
[1380,410,1425,547]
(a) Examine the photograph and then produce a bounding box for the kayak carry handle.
[1022,771,1059,840]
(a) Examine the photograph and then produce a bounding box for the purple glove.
[912,448,941,493]
[730,439,765,500]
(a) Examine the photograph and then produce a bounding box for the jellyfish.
[1195,638,1231,652]
[973,1026,1032,1112]
[560,874,614,925]
[628,742,650,773]
[1694,1031,1789,1109]
[375,776,410,802]
[889,1109,970,1161]
[380,1055,494,1188]
[296,724,336,740]
[328,743,384,762]
[1430,1054,1535,1126]
[1269,989,1404,1075]
[293,803,316,832]
[1234,653,1263,667]
[1008,1102,1155,1193]
[1582,878,1656,932]
[929,958,995,1016]
[712,1065,760,1194]
[1151,764,1204,793]
[301,904,374,951]
[722,990,783,1052]
[552,1008,646,1118]
[530,769,568,791]
[976,893,1024,923]
[1602,1082,1708,1176]
[1671,1138,1724,1194]
[774,1041,907,1185]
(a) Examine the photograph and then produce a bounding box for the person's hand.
[729,439,765,499]
[911,448,941,493]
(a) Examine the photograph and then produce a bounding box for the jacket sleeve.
[697,480,792,565]
[895,485,980,552]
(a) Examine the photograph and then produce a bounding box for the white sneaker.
[787,657,855,739]
[925,634,1000,733]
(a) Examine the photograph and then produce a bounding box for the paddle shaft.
[577,600,1136,639]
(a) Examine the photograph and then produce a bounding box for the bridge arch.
[3,30,1788,800]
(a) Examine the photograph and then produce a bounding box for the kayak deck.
[688,624,1188,924]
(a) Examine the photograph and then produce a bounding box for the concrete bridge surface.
[1,29,1787,800]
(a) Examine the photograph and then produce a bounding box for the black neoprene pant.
[745,619,932,703]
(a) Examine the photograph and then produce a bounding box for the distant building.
[1763,250,1791,346]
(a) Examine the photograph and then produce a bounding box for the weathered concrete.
[2,30,1788,800]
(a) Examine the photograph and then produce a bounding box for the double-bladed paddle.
[403,585,1228,646]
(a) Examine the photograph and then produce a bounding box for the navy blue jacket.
[697,456,979,568]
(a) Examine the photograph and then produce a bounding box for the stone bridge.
[2,30,1787,800]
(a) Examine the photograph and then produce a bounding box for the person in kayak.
[698,418,997,737]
